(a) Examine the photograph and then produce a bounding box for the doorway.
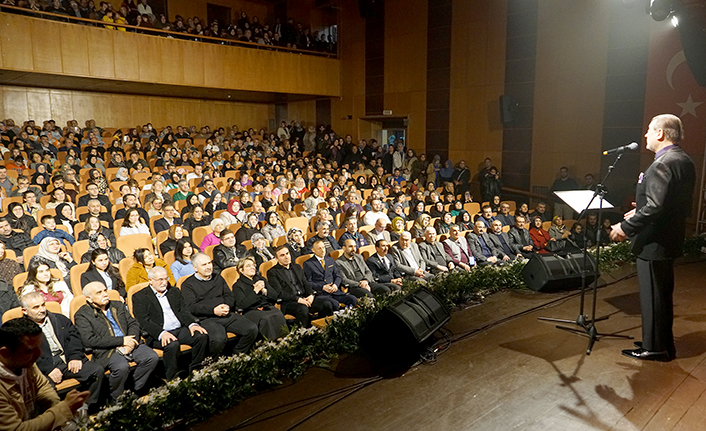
[207,3,231,27]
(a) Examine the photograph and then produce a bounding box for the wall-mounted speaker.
[500,95,518,125]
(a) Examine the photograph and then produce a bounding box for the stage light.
[672,14,679,26]
[650,0,673,21]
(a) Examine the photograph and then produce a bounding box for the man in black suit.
[153,203,182,234]
[132,267,209,380]
[267,245,334,327]
[114,194,149,224]
[418,226,458,274]
[508,215,535,258]
[365,239,405,288]
[77,182,112,213]
[22,291,105,412]
[302,240,357,310]
[488,220,523,260]
[467,220,509,266]
[78,199,113,224]
[337,238,396,297]
[611,114,695,362]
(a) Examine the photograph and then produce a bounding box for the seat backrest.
[176,274,190,288]
[72,240,90,264]
[358,245,376,261]
[116,234,152,258]
[118,257,134,281]
[69,263,91,296]
[259,259,277,278]
[284,217,308,233]
[294,253,313,268]
[2,302,62,323]
[163,251,175,267]
[126,281,150,314]
[220,267,239,288]
[191,226,212,249]
[328,249,344,260]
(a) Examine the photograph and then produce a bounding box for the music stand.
[538,179,633,355]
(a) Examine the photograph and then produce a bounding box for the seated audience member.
[7,202,37,234]
[0,242,21,289]
[429,201,446,219]
[337,238,395,297]
[569,223,586,249]
[232,257,287,340]
[80,232,125,265]
[21,291,105,412]
[455,210,474,231]
[81,248,127,298]
[20,259,74,318]
[180,194,201,218]
[508,215,535,258]
[0,318,90,430]
[247,233,275,271]
[583,212,606,248]
[474,205,497,229]
[314,207,339,230]
[33,214,75,247]
[364,218,392,245]
[220,199,247,226]
[434,212,454,235]
[410,214,432,239]
[363,199,391,227]
[418,227,457,274]
[0,216,34,266]
[78,215,117,246]
[114,194,150,225]
[467,220,509,266]
[170,238,196,281]
[304,220,341,255]
[212,229,238,277]
[154,203,182,234]
[45,187,74,211]
[22,189,44,221]
[78,199,113,224]
[488,220,523,260]
[365,239,405,288]
[10,175,43,198]
[235,213,261,255]
[442,224,475,271]
[172,180,191,202]
[496,202,514,226]
[160,224,198,257]
[200,219,225,252]
[54,203,78,238]
[77,182,112,213]
[180,253,258,356]
[75,281,159,401]
[529,215,553,254]
[132,267,209,381]
[261,211,286,243]
[338,217,368,249]
[119,208,150,236]
[30,238,76,288]
[530,201,550,223]
[285,227,307,260]
[389,216,406,242]
[303,240,357,310]
[548,215,570,241]
[126,248,175,291]
[391,231,432,281]
[267,245,334,328]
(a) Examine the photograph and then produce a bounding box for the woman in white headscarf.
[30,237,77,287]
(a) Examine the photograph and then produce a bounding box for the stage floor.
[189,260,706,431]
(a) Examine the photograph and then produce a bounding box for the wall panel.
[60,24,90,77]
[287,100,317,126]
[31,20,63,74]
[86,28,115,78]
[113,32,141,82]
[0,14,34,71]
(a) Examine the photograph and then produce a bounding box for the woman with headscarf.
[285,227,306,260]
[302,188,324,219]
[434,212,453,235]
[387,202,408,223]
[410,214,432,239]
[261,211,285,243]
[456,210,474,231]
[30,237,76,287]
[220,199,247,226]
[204,192,227,216]
[232,256,287,341]
[430,201,446,219]
[20,258,74,317]
[31,163,51,187]
[80,232,125,264]
[200,219,225,252]
[389,216,406,242]
[247,233,275,271]
[112,166,130,183]
[408,200,428,221]
[54,203,78,237]
[277,200,298,224]
[7,202,37,233]
[235,213,261,256]
[439,160,455,184]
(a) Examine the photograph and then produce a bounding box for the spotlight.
[671,14,679,27]
[650,0,673,21]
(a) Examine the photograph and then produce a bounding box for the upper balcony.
[0,7,341,103]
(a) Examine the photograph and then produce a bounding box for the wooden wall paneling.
[30,19,63,74]
[113,32,141,82]
[181,40,205,87]
[48,90,74,126]
[183,101,203,128]
[163,98,186,127]
[287,100,316,126]
[0,14,34,71]
[159,37,185,85]
[136,35,162,83]
[0,87,4,119]
[129,96,151,126]
[148,98,169,127]
[59,23,90,77]
[26,89,52,123]
[86,28,115,78]
[202,44,226,89]
[70,92,95,126]
[2,88,29,122]
[107,95,134,129]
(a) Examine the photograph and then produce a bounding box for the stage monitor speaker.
[361,288,450,362]
[500,95,517,125]
[522,253,597,292]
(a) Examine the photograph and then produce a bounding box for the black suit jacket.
[154,216,183,234]
[132,286,198,343]
[508,226,533,254]
[79,212,113,224]
[80,268,127,298]
[77,194,112,212]
[302,255,342,292]
[267,263,313,303]
[74,300,141,363]
[365,253,403,283]
[467,232,504,264]
[36,312,86,376]
[621,146,695,260]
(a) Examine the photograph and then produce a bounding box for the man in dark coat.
[611,114,696,362]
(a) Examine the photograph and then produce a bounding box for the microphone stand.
[538,152,633,355]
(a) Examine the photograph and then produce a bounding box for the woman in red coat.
[529,215,554,254]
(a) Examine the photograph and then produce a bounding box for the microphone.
[603,142,638,156]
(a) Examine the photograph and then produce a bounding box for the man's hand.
[190,324,208,335]
[160,331,177,347]
[414,268,425,277]
[48,368,63,384]
[523,245,533,251]
[610,223,627,242]
[392,278,403,286]
[67,360,82,374]
[64,389,91,414]
[501,255,510,262]
[323,284,337,294]
[213,304,230,316]
[297,297,310,306]
[459,263,471,271]
[358,280,370,290]
[488,256,498,263]
[123,335,138,349]
[437,265,449,272]
[624,202,637,220]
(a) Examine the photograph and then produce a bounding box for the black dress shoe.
[634,341,642,349]
[621,348,673,362]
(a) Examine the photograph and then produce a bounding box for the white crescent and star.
[666,50,702,118]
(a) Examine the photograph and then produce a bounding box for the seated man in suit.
[338,217,368,249]
[364,218,391,246]
[74,281,159,401]
[212,229,238,277]
[418,226,459,274]
[337,238,396,297]
[267,245,334,328]
[442,224,475,271]
[33,215,75,247]
[132,266,209,380]
[391,231,432,282]
[0,217,34,266]
[78,198,113,224]
[303,220,341,255]
[21,291,105,412]
[508,215,535,258]
[154,203,183,234]
[473,205,497,228]
[467,220,510,266]
[495,202,514,226]
[114,194,150,224]
[180,253,258,357]
[302,240,357,310]
[488,220,523,260]
[365,239,405,288]
[77,181,112,214]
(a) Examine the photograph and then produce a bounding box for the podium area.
[190,260,706,431]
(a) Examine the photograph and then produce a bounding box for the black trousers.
[243,307,288,341]
[349,282,397,298]
[55,357,105,408]
[200,314,258,356]
[281,296,334,328]
[637,258,676,355]
[147,326,209,380]
[106,344,158,400]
